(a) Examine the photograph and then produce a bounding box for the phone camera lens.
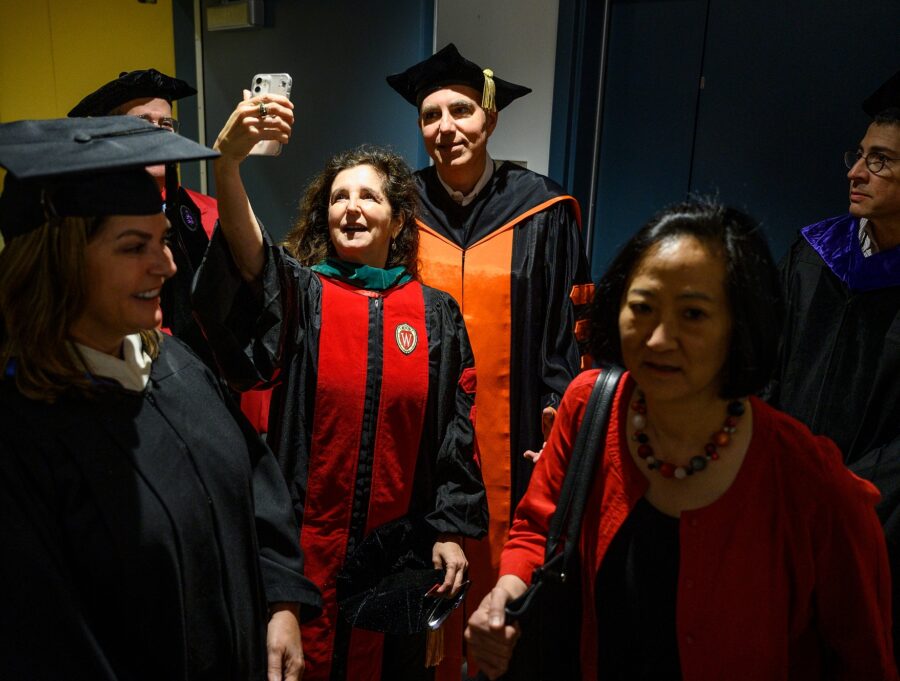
[254,86,261,93]
[255,77,262,85]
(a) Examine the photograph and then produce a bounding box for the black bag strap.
[543,365,623,569]
[503,365,623,624]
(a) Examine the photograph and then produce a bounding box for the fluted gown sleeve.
[216,377,322,620]
[193,224,315,392]
[534,200,593,414]
[420,288,488,540]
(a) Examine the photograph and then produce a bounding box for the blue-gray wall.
[553,0,900,279]
[198,0,433,239]
[173,0,201,191]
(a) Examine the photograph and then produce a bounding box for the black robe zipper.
[331,294,384,681]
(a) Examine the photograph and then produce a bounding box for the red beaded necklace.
[630,391,746,480]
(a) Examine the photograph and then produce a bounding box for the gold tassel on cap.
[425,626,444,667]
[481,68,497,112]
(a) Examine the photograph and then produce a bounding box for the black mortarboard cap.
[0,116,218,241]
[68,68,197,118]
[862,69,900,117]
[386,43,531,112]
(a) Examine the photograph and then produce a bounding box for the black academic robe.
[773,229,900,661]
[773,232,900,469]
[0,338,322,681]
[413,162,593,678]
[160,187,272,434]
[415,162,592,511]
[161,186,218,365]
[192,230,488,681]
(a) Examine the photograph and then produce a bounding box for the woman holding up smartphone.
[192,95,488,681]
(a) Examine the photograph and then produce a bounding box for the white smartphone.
[249,73,293,156]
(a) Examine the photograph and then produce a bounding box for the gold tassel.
[481,68,496,112]
[425,626,445,667]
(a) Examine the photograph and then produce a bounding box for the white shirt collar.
[73,334,152,392]
[437,154,494,207]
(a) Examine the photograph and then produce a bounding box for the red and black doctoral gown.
[413,162,593,676]
[0,337,322,680]
[192,230,488,681]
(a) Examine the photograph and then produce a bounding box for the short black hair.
[590,199,783,398]
[873,107,900,127]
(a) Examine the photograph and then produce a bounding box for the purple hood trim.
[801,214,900,292]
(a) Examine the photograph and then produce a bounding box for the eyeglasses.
[134,114,179,133]
[844,150,899,174]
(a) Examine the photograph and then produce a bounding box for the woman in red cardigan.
[465,200,897,680]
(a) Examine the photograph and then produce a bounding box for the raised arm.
[212,91,294,282]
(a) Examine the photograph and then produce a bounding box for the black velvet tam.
[68,68,196,117]
[386,42,531,111]
[863,69,900,117]
[0,116,217,240]
[339,568,447,635]
[337,516,447,635]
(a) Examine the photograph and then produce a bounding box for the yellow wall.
[0,0,176,122]
[0,0,177,245]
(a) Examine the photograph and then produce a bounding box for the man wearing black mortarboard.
[69,68,218,240]
[69,69,272,434]
[386,44,594,680]
[771,69,900,663]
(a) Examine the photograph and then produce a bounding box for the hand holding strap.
[505,366,623,622]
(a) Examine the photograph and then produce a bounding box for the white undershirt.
[72,333,152,392]
[436,154,495,207]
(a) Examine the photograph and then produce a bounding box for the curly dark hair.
[589,198,783,399]
[283,145,420,275]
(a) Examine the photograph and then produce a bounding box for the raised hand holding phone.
[248,73,293,156]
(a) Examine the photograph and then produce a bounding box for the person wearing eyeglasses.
[69,69,273,436]
[771,68,900,662]
[69,69,218,238]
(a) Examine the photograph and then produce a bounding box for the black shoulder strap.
[545,365,623,564]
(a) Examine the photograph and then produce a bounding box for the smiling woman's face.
[327,164,402,268]
[69,213,175,356]
[618,234,733,406]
